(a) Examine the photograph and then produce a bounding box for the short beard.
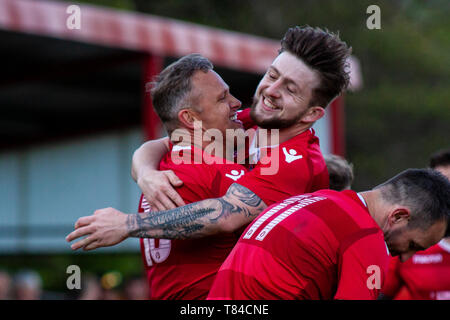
[249,97,305,129]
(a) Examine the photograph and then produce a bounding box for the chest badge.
[283,147,303,163]
[225,169,245,181]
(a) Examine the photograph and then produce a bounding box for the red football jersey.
[236,127,329,206]
[208,190,390,300]
[139,144,248,300]
[139,109,328,300]
[382,240,450,300]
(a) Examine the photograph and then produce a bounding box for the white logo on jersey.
[282,147,303,163]
[225,169,245,181]
[412,254,443,264]
[143,238,171,266]
[141,196,171,266]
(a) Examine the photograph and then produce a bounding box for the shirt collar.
[438,239,450,253]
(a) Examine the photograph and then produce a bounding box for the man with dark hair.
[381,148,450,300]
[67,26,351,259]
[250,26,350,129]
[207,169,450,300]
[324,154,354,191]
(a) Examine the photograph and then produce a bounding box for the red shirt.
[236,109,329,206]
[208,190,390,300]
[139,144,248,300]
[139,109,328,299]
[382,241,450,300]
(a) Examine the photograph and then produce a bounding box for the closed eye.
[287,86,296,94]
[217,90,227,101]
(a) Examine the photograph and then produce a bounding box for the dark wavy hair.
[279,26,352,108]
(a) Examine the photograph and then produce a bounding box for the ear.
[178,109,199,130]
[301,106,325,123]
[388,207,411,226]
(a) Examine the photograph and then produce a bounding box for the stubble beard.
[249,96,305,130]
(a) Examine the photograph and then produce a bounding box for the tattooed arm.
[66,183,267,250]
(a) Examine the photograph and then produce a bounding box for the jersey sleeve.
[334,231,389,300]
[236,147,311,206]
[381,256,403,299]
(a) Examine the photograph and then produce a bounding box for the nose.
[264,79,282,99]
[399,252,415,262]
[229,95,242,111]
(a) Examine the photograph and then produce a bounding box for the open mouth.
[229,114,237,121]
[262,97,281,110]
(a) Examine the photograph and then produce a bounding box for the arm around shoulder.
[131,137,170,181]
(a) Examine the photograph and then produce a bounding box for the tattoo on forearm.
[127,183,266,239]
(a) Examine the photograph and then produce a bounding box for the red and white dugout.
[0,0,362,155]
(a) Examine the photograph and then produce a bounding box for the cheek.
[255,82,267,96]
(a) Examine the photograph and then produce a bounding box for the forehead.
[191,70,228,95]
[271,51,320,90]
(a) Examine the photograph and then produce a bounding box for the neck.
[278,122,311,144]
[359,189,388,231]
[255,122,311,148]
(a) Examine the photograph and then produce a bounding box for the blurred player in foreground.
[381,148,450,300]
[207,168,450,299]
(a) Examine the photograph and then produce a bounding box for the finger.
[70,234,96,251]
[157,193,177,210]
[74,216,95,229]
[83,240,101,251]
[166,171,183,187]
[165,188,185,207]
[151,199,164,212]
[66,226,93,242]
